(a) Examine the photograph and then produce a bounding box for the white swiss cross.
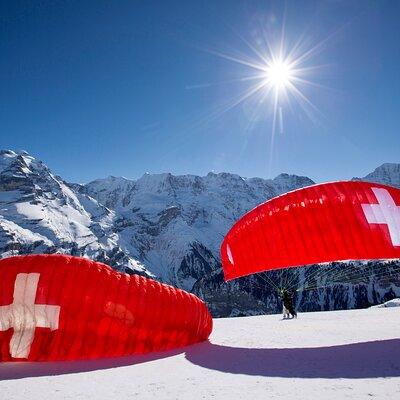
[0,273,60,359]
[361,187,400,247]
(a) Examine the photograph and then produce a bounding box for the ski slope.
[1,307,400,399]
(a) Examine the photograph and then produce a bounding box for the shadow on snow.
[1,339,400,381]
[185,339,400,379]
[0,348,185,381]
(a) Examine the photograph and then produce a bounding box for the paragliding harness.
[279,289,297,319]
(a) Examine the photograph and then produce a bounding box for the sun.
[265,60,293,90]
[190,24,327,177]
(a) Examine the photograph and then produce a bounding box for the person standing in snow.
[280,289,297,319]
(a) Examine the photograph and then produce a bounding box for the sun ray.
[191,79,270,129]
[228,27,271,66]
[200,47,268,72]
[185,18,334,176]
[185,74,266,90]
[290,76,337,92]
[268,88,280,176]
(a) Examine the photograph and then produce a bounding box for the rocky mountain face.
[0,150,147,274]
[0,149,399,317]
[354,163,400,187]
[80,171,314,291]
[193,260,400,317]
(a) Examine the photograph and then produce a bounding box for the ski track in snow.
[1,307,400,400]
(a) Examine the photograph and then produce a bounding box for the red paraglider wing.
[0,255,212,361]
[221,181,400,281]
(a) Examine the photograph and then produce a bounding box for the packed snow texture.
[0,307,399,399]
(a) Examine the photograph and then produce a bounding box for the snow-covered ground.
[1,307,400,399]
[371,298,400,308]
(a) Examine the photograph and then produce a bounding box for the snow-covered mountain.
[0,149,399,317]
[0,150,146,274]
[354,163,400,187]
[81,171,314,290]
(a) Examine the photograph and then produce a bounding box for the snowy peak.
[270,173,315,194]
[135,172,203,197]
[0,150,146,274]
[87,170,315,206]
[0,149,49,180]
[84,175,136,209]
[356,163,400,188]
[83,169,316,290]
[0,149,83,212]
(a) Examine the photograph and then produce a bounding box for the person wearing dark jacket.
[280,290,297,319]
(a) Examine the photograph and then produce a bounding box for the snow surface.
[371,298,400,308]
[1,307,399,399]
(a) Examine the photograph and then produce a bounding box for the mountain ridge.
[1,149,399,317]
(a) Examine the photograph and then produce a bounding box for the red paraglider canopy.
[221,181,400,281]
[0,254,212,362]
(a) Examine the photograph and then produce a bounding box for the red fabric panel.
[221,181,400,280]
[0,254,212,361]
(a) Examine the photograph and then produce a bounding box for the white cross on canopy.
[362,187,400,247]
[0,273,61,359]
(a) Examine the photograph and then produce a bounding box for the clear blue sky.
[1,0,399,183]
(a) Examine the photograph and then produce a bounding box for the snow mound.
[370,298,400,308]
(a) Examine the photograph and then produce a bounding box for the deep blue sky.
[1,0,399,183]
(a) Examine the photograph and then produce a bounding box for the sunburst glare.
[191,22,331,176]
